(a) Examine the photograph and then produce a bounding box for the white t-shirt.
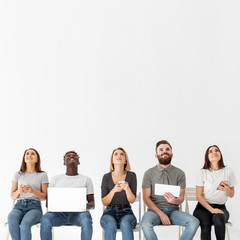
[195,167,238,204]
[50,174,94,195]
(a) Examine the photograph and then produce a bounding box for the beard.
[157,153,172,165]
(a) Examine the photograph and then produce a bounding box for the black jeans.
[193,202,229,240]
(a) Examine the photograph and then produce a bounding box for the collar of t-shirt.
[157,164,173,172]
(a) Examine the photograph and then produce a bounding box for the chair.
[143,202,182,240]
[51,225,81,240]
[185,187,232,240]
[4,200,41,240]
[102,192,142,240]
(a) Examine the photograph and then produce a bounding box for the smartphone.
[220,181,228,186]
[217,180,228,190]
[118,181,125,184]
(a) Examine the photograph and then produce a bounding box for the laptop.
[48,187,87,212]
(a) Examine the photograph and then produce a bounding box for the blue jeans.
[8,199,42,240]
[40,211,92,240]
[141,208,199,240]
[100,206,137,240]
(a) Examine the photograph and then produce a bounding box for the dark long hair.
[20,148,43,173]
[203,145,225,169]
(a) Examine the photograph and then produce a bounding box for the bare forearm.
[225,187,234,198]
[102,189,115,206]
[197,195,214,212]
[144,197,163,216]
[11,189,20,200]
[173,197,184,205]
[31,189,47,200]
[125,188,136,204]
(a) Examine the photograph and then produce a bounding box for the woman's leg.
[8,208,24,240]
[20,208,42,240]
[193,203,212,240]
[119,211,137,240]
[213,207,229,240]
[100,208,117,240]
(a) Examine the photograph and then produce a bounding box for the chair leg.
[178,226,181,240]
[52,227,55,240]
[102,229,104,240]
[6,230,9,240]
[226,225,230,240]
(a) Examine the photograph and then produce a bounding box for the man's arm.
[142,188,171,225]
[86,194,95,210]
[163,188,185,205]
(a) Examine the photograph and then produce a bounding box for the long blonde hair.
[109,147,131,172]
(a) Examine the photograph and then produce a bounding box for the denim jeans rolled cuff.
[100,206,137,240]
[8,199,43,240]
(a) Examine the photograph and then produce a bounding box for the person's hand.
[211,208,223,214]
[163,192,178,204]
[18,186,24,194]
[159,211,171,225]
[113,183,123,193]
[120,182,129,191]
[22,185,33,193]
[217,182,229,192]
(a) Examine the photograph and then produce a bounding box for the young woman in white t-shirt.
[193,145,237,240]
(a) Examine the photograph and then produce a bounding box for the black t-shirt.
[101,171,137,205]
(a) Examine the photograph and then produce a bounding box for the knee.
[100,215,117,230]
[8,213,16,224]
[213,213,225,226]
[8,212,21,226]
[80,213,92,228]
[190,216,200,230]
[20,222,31,232]
[141,216,154,231]
[200,220,211,231]
[120,217,136,230]
[40,214,52,229]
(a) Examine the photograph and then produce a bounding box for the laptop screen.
[47,187,87,212]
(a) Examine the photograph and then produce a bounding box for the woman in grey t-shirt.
[100,147,137,240]
[8,148,49,240]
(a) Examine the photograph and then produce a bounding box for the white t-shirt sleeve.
[228,168,238,187]
[86,177,94,195]
[195,170,204,186]
[49,176,56,187]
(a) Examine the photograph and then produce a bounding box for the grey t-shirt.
[101,171,137,206]
[142,164,185,209]
[13,171,49,201]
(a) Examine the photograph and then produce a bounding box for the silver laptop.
[48,187,87,212]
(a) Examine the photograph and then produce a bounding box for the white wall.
[1,0,239,239]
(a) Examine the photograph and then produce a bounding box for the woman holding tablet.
[193,145,237,240]
[100,147,137,240]
[8,148,48,240]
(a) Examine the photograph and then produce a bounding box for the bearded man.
[141,140,199,240]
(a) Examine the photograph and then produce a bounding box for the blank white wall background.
[1,0,240,239]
